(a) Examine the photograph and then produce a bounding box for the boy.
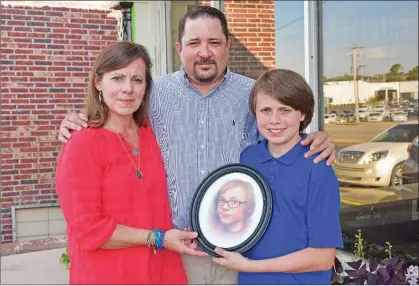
[212,69,343,285]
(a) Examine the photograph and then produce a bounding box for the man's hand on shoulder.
[58,112,88,143]
[301,131,336,166]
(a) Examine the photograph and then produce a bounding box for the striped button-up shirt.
[149,67,259,229]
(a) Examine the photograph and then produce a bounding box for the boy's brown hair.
[249,69,315,133]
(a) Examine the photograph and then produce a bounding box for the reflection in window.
[371,124,418,143]
[321,0,418,265]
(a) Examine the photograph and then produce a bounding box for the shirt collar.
[258,134,308,166]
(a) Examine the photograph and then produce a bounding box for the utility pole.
[345,45,365,123]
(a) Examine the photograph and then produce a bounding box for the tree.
[386,64,405,82]
[406,65,418,80]
[389,63,403,74]
[365,95,381,107]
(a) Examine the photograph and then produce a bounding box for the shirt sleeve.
[306,163,343,249]
[241,111,259,152]
[55,129,117,251]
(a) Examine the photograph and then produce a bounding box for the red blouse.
[55,123,187,284]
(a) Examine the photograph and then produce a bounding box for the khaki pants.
[181,254,238,285]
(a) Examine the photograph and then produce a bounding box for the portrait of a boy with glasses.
[210,179,256,237]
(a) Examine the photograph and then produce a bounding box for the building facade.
[0,0,275,243]
[324,80,419,105]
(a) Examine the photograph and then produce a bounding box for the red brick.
[0,4,119,242]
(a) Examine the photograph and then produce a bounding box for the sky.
[274,1,418,78]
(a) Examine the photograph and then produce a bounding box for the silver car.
[334,121,419,187]
[391,111,408,122]
[400,139,418,200]
[367,112,384,122]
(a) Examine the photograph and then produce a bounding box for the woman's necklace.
[109,121,142,179]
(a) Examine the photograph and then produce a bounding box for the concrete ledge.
[1,235,67,257]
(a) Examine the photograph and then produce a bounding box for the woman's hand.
[164,229,208,256]
[212,248,252,272]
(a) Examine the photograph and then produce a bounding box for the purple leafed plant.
[332,256,408,285]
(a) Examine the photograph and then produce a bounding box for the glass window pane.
[275,1,304,74]
[322,0,418,264]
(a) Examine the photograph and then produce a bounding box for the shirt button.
[273,161,277,165]
[201,120,205,124]
[201,170,205,175]
[200,144,205,149]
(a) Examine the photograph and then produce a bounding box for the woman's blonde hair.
[85,41,153,128]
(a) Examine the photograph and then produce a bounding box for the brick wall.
[201,0,276,79]
[0,4,119,242]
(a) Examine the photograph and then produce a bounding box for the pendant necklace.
[109,121,143,179]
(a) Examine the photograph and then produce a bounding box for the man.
[58,6,336,284]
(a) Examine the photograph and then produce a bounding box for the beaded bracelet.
[153,229,161,250]
[163,232,169,249]
[159,231,166,250]
[146,231,152,248]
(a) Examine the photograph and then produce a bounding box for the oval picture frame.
[190,163,273,257]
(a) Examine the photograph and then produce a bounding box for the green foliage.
[406,65,418,80]
[60,246,70,269]
[385,241,393,259]
[365,96,381,107]
[324,63,418,82]
[354,229,365,259]
[389,63,403,74]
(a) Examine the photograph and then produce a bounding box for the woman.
[211,180,255,236]
[55,41,204,284]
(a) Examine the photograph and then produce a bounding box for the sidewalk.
[1,248,69,284]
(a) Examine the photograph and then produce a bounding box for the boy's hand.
[301,131,336,166]
[212,248,251,272]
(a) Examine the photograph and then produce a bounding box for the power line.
[275,16,303,31]
[275,1,328,31]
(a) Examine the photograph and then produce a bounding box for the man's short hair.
[178,6,229,44]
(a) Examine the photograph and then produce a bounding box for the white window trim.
[304,1,321,133]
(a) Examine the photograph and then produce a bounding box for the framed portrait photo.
[190,163,273,256]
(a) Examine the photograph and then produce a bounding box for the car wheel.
[389,162,404,187]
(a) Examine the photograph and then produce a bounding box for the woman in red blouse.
[55,41,206,284]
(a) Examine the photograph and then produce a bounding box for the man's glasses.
[217,198,247,208]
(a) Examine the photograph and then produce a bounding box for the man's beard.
[193,59,218,83]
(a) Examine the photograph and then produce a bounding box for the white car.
[367,112,384,122]
[334,121,419,187]
[324,114,336,124]
[358,110,369,121]
[391,111,408,122]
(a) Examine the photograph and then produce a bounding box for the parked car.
[334,121,419,187]
[391,111,408,122]
[336,113,350,124]
[324,113,337,124]
[405,102,418,114]
[374,104,392,119]
[367,112,384,122]
[358,110,369,121]
[400,139,418,200]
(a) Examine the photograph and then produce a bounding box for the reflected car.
[334,121,419,187]
[324,114,337,124]
[391,111,408,122]
[358,110,369,121]
[336,113,355,124]
[405,103,418,114]
[367,112,384,122]
[400,139,418,200]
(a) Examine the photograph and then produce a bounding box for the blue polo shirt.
[239,138,343,285]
